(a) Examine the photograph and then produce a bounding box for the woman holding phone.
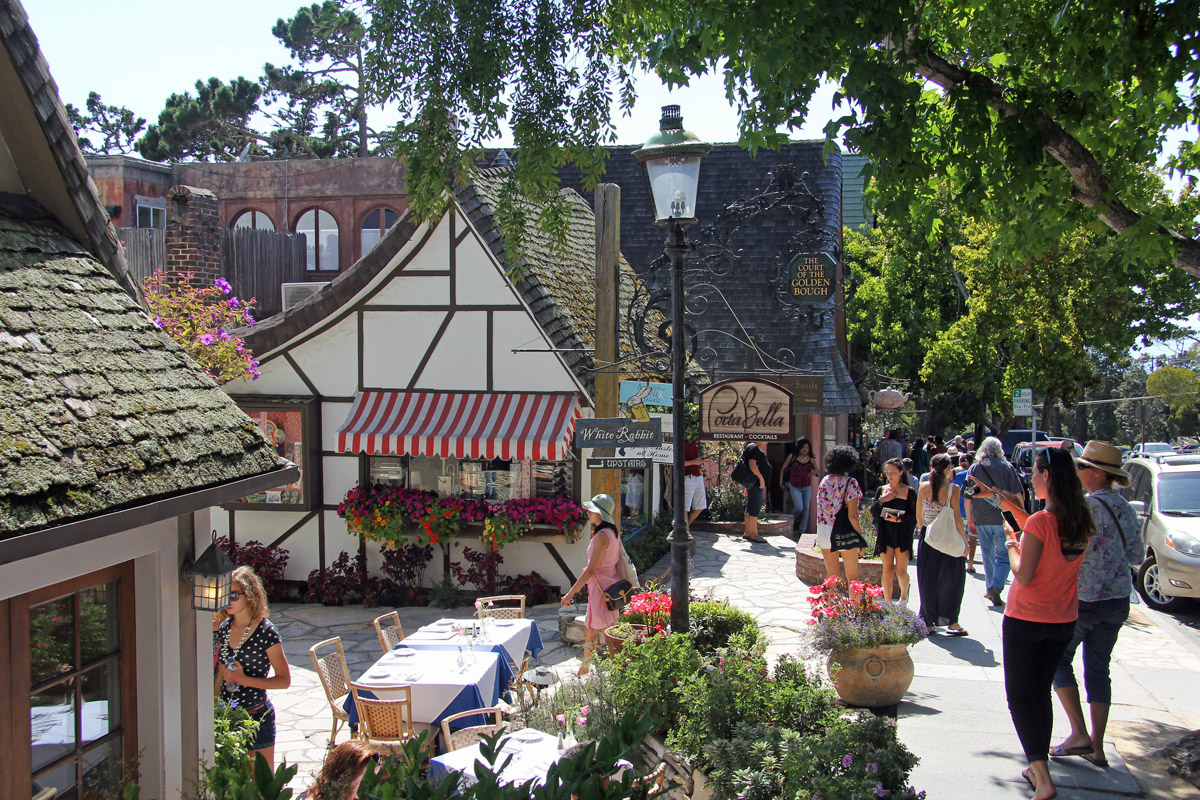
[870,458,918,604]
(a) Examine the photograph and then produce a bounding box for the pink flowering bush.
[807,577,926,654]
[143,271,259,384]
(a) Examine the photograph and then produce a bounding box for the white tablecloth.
[354,648,501,726]
[429,728,561,788]
[405,618,540,666]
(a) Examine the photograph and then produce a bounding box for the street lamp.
[634,105,711,634]
[182,530,236,611]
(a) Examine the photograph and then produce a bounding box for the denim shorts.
[745,486,764,516]
[248,700,277,750]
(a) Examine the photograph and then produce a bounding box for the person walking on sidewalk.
[683,439,707,532]
[1049,441,1143,769]
[991,446,1095,800]
[779,438,818,534]
[916,454,970,635]
[815,445,867,581]
[967,437,1024,605]
[741,441,772,543]
[870,458,917,604]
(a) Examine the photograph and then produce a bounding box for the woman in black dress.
[871,458,918,604]
[214,566,292,768]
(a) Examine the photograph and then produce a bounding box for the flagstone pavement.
[268,530,1200,798]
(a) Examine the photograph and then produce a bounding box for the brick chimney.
[164,185,221,288]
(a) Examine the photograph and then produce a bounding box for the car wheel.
[1137,556,1187,612]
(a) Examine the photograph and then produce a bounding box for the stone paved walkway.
[269,529,1200,797]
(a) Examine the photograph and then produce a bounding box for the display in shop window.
[225,400,314,510]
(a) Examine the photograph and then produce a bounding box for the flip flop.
[1081,752,1109,768]
[946,627,969,637]
[1021,768,1035,792]
[1050,743,1094,757]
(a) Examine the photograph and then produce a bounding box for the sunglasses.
[1076,463,1093,472]
[228,590,244,601]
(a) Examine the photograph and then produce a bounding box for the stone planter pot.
[827,643,915,708]
[603,624,648,656]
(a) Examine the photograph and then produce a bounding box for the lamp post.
[634,105,711,633]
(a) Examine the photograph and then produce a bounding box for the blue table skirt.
[344,648,514,730]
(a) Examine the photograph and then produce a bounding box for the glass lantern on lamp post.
[634,105,711,633]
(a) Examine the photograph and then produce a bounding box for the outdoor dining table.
[402,617,545,666]
[428,727,563,789]
[345,647,511,730]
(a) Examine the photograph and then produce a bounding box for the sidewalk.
[268,531,1200,797]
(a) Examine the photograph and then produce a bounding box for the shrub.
[606,632,701,730]
[450,546,504,593]
[705,483,746,522]
[304,550,385,607]
[623,511,671,574]
[499,570,559,605]
[689,598,761,656]
[143,271,259,384]
[216,536,290,601]
[379,542,433,588]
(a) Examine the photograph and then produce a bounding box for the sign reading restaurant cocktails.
[699,379,793,442]
[787,252,837,303]
[575,418,662,448]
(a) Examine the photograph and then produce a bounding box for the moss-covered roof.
[457,170,706,394]
[0,196,287,536]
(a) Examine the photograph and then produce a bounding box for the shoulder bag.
[924,486,965,556]
[603,530,641,610]
[829,479,867,552]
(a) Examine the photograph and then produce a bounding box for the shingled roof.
[558,142,861,413]
[0,195,288,536]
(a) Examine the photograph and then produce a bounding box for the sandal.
[1050,743,1094,758]
[1021,768,1035,792]
[1081,752,1109,768]
[946,627,969,637]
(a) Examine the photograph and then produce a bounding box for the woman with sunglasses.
[972,447,1094,799]
[214,565,292,769]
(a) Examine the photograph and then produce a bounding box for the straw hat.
[946,446,961,457]
[1076,440,1131,485]
[582,493,617,525]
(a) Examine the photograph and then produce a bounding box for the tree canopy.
[363,0,1200,275]
[65,92,145,155]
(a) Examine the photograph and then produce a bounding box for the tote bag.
[924,489,965,556]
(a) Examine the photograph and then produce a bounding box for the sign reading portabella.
[575,418,662,448]
[586,458,651,470]
[699,379,793,442]
[787,252,837,303]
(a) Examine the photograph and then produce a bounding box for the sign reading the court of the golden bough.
[699,379,793,442]
[787,252,837,303]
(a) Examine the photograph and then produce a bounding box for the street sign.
[617,444,674,464]
[1013,388,1033,417]
[574,418,662,448]
[787,252,837,303]
[586,458,650,470]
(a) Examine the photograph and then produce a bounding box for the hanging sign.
[617,444,674,464]
[575,418,662,447]
[699,379,793,441]
[777,375,824,409]
[787,252,837,303]
[619,381,673,420]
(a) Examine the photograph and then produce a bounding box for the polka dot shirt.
[215,617,281,709]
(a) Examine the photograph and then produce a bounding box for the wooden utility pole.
[592,184,622,521]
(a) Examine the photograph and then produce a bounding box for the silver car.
[1123,455,1200,611]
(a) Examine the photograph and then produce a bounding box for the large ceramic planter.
[603,624,648,656]
[827,643,914,707]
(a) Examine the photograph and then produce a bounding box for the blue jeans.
[787,485,811,526]
[1052,597,1129,704]
[975,524,1010,592]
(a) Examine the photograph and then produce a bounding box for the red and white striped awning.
[335,392,582,461]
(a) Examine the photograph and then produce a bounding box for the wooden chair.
[439,706,505,752]
[373,611,405,653]
[476,594,526,619]
[309,636,353,749]
[348,681,434,758]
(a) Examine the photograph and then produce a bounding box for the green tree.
[137,77,269,162]
[65,92,146,155]
[264,1,377,157]
[363,0,1200,276]
[1147,365,1200,418]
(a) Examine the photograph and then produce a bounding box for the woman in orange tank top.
[978,446,1094,799]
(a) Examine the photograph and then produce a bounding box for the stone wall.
[794,532,904,596]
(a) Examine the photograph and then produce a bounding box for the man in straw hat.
[1048,441,1144,768]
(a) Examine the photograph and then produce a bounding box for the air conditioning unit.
[281,282,329,311]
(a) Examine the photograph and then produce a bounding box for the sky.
[24,0,841,148]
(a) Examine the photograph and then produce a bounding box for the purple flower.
[152,315,164,328]
[841,754,853,768]
[218,330,231,341]
[227,296,240,309]
[874,785,888,798]
[214,278,232,295]
[867,762,878,774]
[198,334,215,345]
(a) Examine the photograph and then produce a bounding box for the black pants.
[1003,615,1076,762]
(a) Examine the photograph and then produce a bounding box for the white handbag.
[618,540,641,588]
[924,490,965,556]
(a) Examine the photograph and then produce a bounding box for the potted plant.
[807,577,926,707]
[603,588,671,655]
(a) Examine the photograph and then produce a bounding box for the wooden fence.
[116,227,306,319]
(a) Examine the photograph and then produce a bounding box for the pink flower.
[579,704,590,714]
[555,714,566,724]
[575,716,587,727]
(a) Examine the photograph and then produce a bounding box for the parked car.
[1123,455,1200,611]
[1010,440,1082,512]
[1000,430,1074,460]
[1127,442,1176,459]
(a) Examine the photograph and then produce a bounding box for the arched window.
[231,209,276,231]
[361,207,399,254]
[295,209,339,271]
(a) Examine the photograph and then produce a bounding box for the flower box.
[461,521,586,544]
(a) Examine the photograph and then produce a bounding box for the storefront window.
[227,400,314,510]
[369,456,408,486]
[392,457,571,501]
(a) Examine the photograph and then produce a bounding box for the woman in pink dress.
[561,493,623,675]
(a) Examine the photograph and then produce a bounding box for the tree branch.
[896,41,1200,276]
